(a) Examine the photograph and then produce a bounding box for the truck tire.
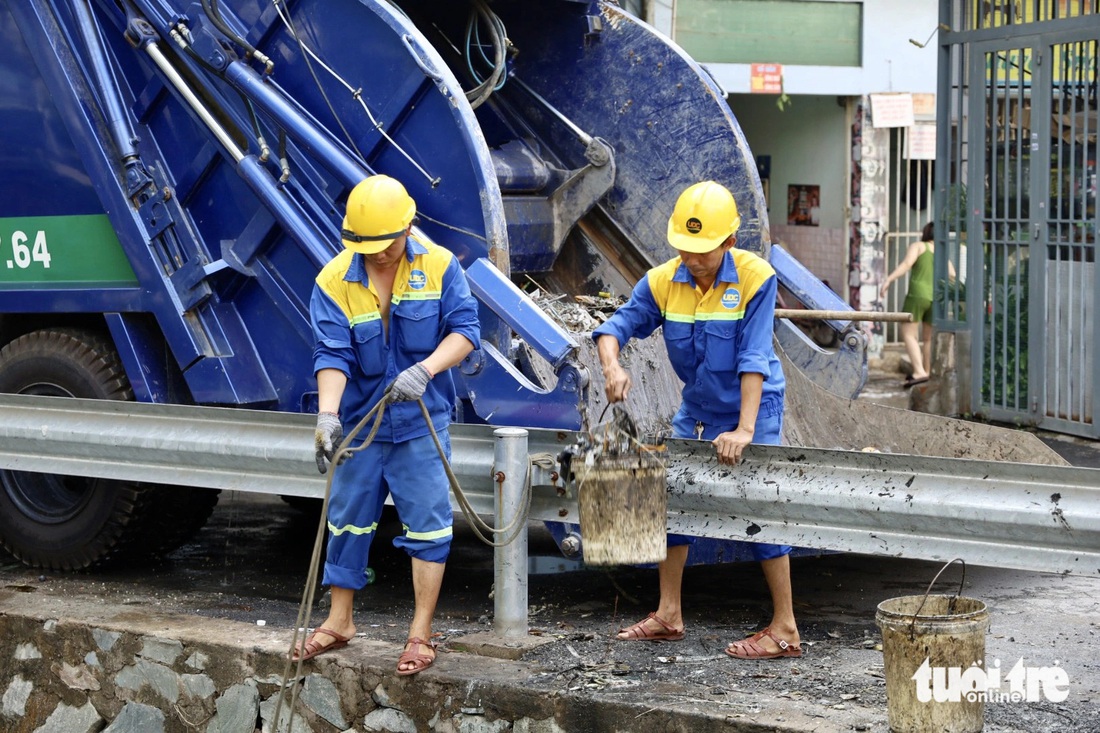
[0,329,152,569]
[131,486,221,558]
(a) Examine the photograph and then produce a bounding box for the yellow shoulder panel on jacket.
[396,237,454,302]
[645,257,683,313]
[731,248,775,300]
[315,250,357,322]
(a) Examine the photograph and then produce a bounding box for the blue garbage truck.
[0,0,855,569]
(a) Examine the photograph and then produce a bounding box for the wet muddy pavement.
[2,488,1097,732]
[2,363,1099,731]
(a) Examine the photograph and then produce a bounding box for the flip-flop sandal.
[292,627,352,662]
[396,637,436,676]
[903,376,929,389]
[725,627,802,660]
[616,612,685,642]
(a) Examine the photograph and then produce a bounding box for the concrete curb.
[0,588,883,732]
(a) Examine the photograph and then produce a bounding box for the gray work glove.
[314,412,343,474]
[389,363,432,403]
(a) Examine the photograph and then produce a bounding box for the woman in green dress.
[881,222,935,387]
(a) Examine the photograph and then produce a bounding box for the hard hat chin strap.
[341,228,404,243]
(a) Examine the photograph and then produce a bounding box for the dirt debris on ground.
[2,491,1097,732]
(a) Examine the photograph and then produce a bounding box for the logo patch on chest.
[408,269,427,290]
[721,287,741,309]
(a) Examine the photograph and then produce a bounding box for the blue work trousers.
[668,404,791,562]
[323,431,454,590]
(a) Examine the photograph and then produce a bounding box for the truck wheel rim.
[1,382,94,524]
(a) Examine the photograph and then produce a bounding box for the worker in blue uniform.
[298,175,480,675]
[594,181,802,660]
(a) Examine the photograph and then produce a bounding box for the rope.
[417,398,537,547]
[274,387,536,729]
[274,389,390,733]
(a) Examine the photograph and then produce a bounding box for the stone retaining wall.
[1,591,798,733]
[0,608,554,733]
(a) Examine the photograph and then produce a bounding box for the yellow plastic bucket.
[875,559,990,733]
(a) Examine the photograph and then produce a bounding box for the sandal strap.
[729,637,769,658]
[398,637,437,671]
[619,612,682,639]
[727,626,802,657]
[761,628,791,651]
[315,627,352,643]
[645,613,678,635]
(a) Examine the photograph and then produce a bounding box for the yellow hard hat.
[341,175,417,254]
[666,181,741,253]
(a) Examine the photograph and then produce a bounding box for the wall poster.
[787,184,820,226]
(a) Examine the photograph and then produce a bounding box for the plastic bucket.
[577,447,667,566]
[875,559,990,733]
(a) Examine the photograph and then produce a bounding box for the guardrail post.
[493,427,529,638]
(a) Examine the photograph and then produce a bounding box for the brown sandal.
[291,627,352,662]
[725,627,802,660]
[396,637,436,676]
[616,612,685,642]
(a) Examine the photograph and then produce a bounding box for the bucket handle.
[907,558,966,641]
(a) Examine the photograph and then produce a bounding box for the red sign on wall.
[750,63,783,94]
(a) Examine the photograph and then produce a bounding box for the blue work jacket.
[310,236,480,442]
[593,248,785,425]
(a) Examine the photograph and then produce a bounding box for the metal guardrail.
[663,442,1100,578]
[0,394,1097,577]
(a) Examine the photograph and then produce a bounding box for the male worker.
[299,174,480,675]
[593,181,801,660]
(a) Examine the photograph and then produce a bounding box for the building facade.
[642,0,941,353]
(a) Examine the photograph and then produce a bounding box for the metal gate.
[969,28,1098,437]
[880,128,935,346]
